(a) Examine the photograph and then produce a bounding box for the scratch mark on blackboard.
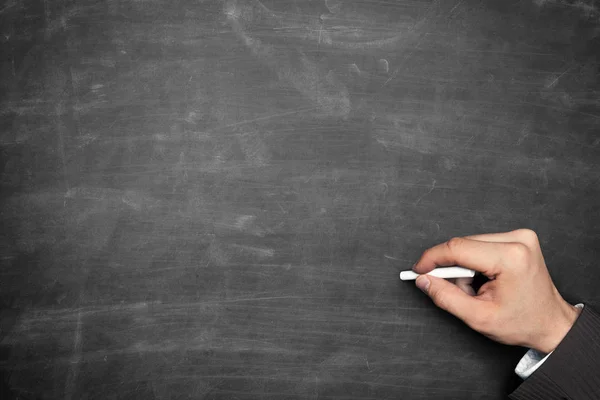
[108,113,179,129]
[65,186,160,211]
[202,107,318,136]
[534,0,599,21]
[64,309,83,400]
[378,59,389,74]
[521,101,599,120]
[383,68,399,87]
[320,351,365,367]
[545,67,570,89]
[414,179,436,206]
[55,104,70,196]
[228,0,413,50]
[448,0,464,17]
[275,201,287,214]
[325,32,407,50]
[516,122,531,145]
[0,1,20,15]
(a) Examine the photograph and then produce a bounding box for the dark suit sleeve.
[509,305,600,400]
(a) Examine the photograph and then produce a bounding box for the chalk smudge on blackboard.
[65,186,160,211]
[378,58,389,74]
[533,0,599,22]
[236,128,270,167]
[229,243,275,259]
[212,213,270,237]
[373,115,440,154]
[225,1,351,118]
[227,0,414,51]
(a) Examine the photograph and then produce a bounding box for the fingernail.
[415,276,430,293]
[411,262,418,271]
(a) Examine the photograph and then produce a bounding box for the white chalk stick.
[399,266,475,281]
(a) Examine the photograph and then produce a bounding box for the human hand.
[412,229,581,354]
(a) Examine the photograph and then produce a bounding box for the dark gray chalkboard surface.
[1,0,599,399]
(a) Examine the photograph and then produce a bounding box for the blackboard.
[1,0,599,399]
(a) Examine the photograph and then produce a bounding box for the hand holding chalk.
[399,266,475,281]
[410,230,580,354]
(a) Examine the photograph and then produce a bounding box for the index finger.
[413,237,509,277]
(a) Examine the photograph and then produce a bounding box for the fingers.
[464,231,521,243]
[455,277,475,296]
[464,229,539,248]
[410,229,548,349]
[413,237,512,277]
[416,275,487,324]
[448,278,475,295]
[412,229,539,276]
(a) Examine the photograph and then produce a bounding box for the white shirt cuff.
[514,303,584,380]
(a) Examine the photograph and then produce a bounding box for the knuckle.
[515,228,539,246]
[446,237,464,253]
[420,248,432,261]
[508,243,530,264]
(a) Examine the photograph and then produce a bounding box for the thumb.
[416,275,482,323]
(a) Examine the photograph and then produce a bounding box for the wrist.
[534,301,581,354]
